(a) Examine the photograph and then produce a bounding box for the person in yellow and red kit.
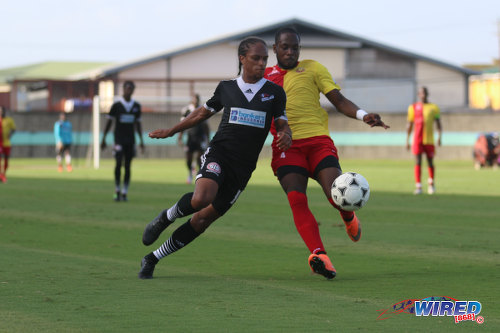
[0,106,16,183]
[406,86,442,195]
[265,26,389,280]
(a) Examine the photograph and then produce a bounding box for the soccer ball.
[331,172,370,211]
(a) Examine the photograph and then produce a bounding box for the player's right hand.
[100,141,106,150]
[149,128,171,139]
[364,113,390,129]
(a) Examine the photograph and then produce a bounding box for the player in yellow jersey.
[0,106,16,183]
[265,27,389,280]
[406,86,442,194]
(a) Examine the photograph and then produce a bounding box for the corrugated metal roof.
[0,61,113,83]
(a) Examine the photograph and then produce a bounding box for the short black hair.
[275,26,301,45]
[123,80,135,89]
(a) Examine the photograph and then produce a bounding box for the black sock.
[145,252,159,264]
[153,220,200,259]
[177,192,196,216]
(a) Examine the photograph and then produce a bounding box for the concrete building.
[5,18,490,162]
[93,18,477,114]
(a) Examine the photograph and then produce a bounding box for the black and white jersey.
[107,98,141,145]
[204,76,287,168]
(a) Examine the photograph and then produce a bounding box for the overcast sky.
[2,0,499,70]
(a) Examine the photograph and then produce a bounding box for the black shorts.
[197,146,253,216]
[186,139,206,153]
[57,143,71,155]
[113,144,136,160]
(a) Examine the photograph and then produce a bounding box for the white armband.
[356,109,368,121]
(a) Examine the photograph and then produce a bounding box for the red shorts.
[412,143,435,158]
[271,135,339,177]
[0,146,10,156]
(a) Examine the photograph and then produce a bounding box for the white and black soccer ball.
[331,172,370,211]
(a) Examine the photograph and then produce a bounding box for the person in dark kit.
[101,81,144,201]
[178,94,210,184]
[138,36,292,279]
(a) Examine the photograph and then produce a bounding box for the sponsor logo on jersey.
[260,93,274,102]
[229,107,266,128]
[119,114,136,123]
[206,162,221,176]
[244,88,253,94]
[296,67,305,73]
[268,67,280,76]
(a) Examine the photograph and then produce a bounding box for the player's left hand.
[139,143,145,153]
[276,131,292,151]
[363,113,390,129]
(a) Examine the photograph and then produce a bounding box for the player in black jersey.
[101,81,145,202]
[178,94,210,184]
[138,37,292,279]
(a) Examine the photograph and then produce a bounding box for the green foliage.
[0,159,499,332]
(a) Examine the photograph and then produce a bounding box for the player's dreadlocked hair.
[274,26,301,44]
[237,36,267,75]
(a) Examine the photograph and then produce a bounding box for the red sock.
[328,197,354,222]
[428,166,434,183]
[3,157,8,174]
[414,165,421,184]
[287,191,325,254]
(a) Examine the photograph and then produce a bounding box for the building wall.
[340,78,415,112]
[299,48,346,79]
[118,60,168,80]
[171,43,238,79]
[416,61,466,108]
[101,42,470,114]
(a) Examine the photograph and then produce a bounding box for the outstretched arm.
[149,106,214,139]
[325,89,389,129]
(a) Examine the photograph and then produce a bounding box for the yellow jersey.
[407,102,440,145]
[265,60,340,139]
[1,117,16,147]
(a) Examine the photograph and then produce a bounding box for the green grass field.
[0,158,499,332]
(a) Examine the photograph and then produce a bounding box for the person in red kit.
[265,26,389,280]
[406,86,442,195]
